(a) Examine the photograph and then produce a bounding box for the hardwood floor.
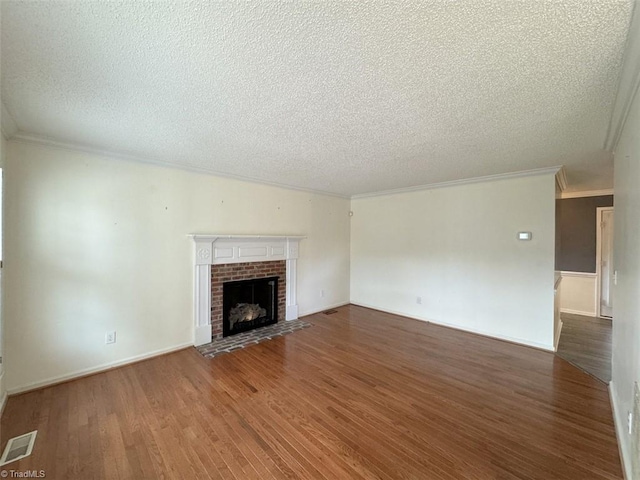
[556,313,612,383]
[1,305,622,479]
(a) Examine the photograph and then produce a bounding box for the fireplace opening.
[223,276,279,337]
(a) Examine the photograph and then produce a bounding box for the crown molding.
[351,166,562,199]
[1,103,18,139]
[604,0,640,152]
[9,132,350,199]
[560,189,614,199]
[555,166,568,192]
[8,131,569,201]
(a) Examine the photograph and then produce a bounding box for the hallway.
[556,313,612,383]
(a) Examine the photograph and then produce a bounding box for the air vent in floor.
[0,430,37,466]
[323,309,338,315]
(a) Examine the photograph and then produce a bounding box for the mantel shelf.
[188,234,306,241]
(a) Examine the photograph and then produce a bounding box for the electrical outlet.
[320,289,325,298]
[613,270,618,285]
[629,411,634,435]
[105,331,116,344]
[416,296,422,305]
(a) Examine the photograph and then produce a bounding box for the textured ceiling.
[1,1,634,196]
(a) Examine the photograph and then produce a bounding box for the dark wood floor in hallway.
[556,313,613,383]
[1,305,622,479]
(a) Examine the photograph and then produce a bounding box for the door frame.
[595,206,614,318]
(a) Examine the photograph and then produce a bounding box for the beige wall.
[350,173,557,350]
[611,83,640,480]
[3,141,351,392]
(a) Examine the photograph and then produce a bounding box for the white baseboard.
[350,301,555,352]
[560,308,596,317]
[554,320,563,352]
[299,301,350,317]
[609,381,632,480]
[7,342,193,395]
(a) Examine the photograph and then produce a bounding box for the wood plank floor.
[1,305,622,479]
[556,313,612,383]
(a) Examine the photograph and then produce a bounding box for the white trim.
[195,325,213,346]
[428,318,555,352]
[194,264,212,345]
[285,257,298,320]
[190,235,304,346]
[1,103,18,139]
[190,234,307,242]
[0,393,7,419]
[596,207,614,318]
[555,167,568,192]
[604,0,640,153]
[560,271,598,318]
[560,271,597,278]
[560,308,596,317]
[299,301,350,317]
[7,342,192,395]
[609,381,632,480]
[351,302,555,352]
[554,320,563,352]
[351,166,562,199]
[560,189,614,199]
[0,370,6,419]
[8,132,575,201]
[9,133,350,199]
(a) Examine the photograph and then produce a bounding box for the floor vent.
[323,309,338,315]
[0,430,37,466]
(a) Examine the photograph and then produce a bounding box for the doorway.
[596,207,614,318]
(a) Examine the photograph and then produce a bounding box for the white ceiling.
[1,1,634,197]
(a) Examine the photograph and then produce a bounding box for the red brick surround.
[211,260,286,340]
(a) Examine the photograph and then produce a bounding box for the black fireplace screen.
[222,276,278,337]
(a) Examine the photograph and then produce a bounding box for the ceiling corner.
[604,0,640,152]
[1,103,19,139]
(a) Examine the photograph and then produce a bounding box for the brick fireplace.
[211,260,286,339]
[190,235,304,345]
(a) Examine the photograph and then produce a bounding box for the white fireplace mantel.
[189,234,305,346]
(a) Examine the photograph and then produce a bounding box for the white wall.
[350,173,556,350]
[3,141,351,393]
[611,82,640,480]
[559,272,597,317]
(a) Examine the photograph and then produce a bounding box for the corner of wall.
[2,140,353,391]
[0,131,6,411]
[610,13,640,476]
[350,172,557,349]
[609,382,633,480]
[0,369,6,419]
